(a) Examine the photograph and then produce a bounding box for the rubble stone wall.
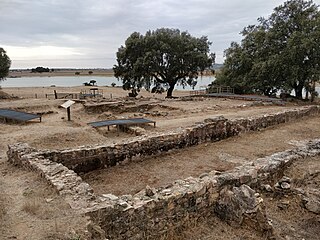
[9,139,318,239]
[7,143,95,210]
[40,106,319,173]
[84,139,320,239]
[6,105,320,240]
[7,138,320,240]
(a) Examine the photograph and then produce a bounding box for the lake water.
[2,76,319,94]
[1,76,215,91]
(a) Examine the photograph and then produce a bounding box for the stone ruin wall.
[7,139,320,239]
[38,105,319,174]
[6,105,320,239]
[7,144,96,210]
[84,101,160,114]
[84,139,320,240]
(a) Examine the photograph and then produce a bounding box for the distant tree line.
[31,66,50,73]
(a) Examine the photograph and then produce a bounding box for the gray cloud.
[1,0,318,68]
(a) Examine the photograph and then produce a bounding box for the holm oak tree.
[113,28,215,97]
[216,0,320,99]
[0,48,11,82]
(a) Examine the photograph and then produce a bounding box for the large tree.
[113,28,215,97]
[0,48,11,81]
[216,0,320,99]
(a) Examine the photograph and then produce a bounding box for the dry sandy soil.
[0,86,319,239]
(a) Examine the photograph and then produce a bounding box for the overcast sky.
[1,0,319,69]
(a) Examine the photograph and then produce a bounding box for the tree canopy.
[113,28,215,97]
[31,66,50,73]
[0,48,11,81]
[215,0,320,99]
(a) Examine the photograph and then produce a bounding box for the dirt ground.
[0,86,319,239]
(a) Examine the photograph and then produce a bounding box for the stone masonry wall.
[8,138,320,239]
[6,105,320,239]
[39,106,319,174]
[7,143,95,210]
[84,139,320,239]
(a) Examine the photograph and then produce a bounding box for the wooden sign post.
[61,100,75,121]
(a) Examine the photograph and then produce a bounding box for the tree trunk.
[294,84,303,100]
[305,90,309,100]
[311,80,316,102]
[166,83,176,98]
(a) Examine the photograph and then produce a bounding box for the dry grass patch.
[0,179,8,221]
[21,198,42,216]
[16,173,90,239]
[44,231,83,240]
[0,194,7,221]
[21,183,73,220]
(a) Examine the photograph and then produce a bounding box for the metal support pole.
[67,107,71,121]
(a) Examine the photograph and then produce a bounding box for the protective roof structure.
[88,118,155,128]
[0,109,41,122]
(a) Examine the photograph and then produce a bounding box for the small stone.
[302,195,320,214]
[123,205,134,211]
[122,194,133,201]
[118,200,129,207]
[102,194,119,201]
[262,184,273,192]
[274,182,281,190]
[133,200,145,209]
[199,173,209,179]
[279,176,291,184]
[277,200,290,210]
[174,180,185,185]
[55,183,64,191]
[162,189,172,195]
[280,182,291,190]
[145,185,156,197]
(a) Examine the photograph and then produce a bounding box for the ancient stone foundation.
[29,106,320,174]
[6,105,320,239]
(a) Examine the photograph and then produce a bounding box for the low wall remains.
[7,138,320,239]
[85,139,320,239]
[36,106,320,174]
[7,105,320,239]
[7,143,95,210]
